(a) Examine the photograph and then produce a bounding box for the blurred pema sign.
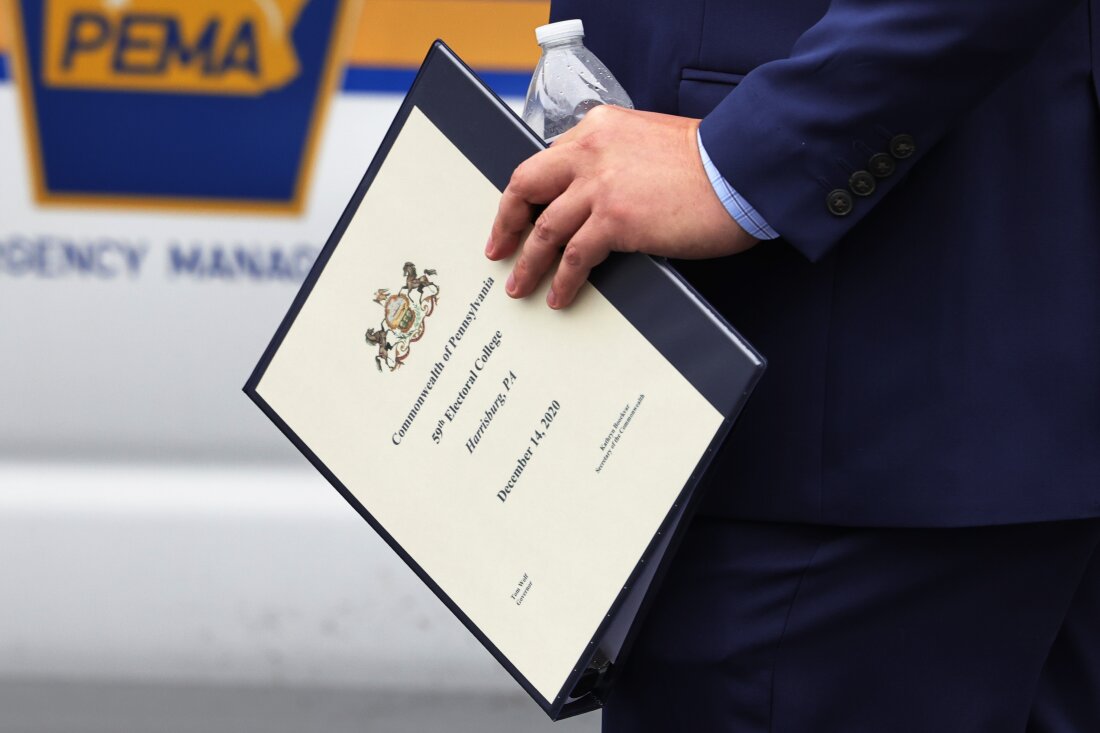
[9,0,353,211]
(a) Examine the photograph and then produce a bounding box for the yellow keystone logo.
[43,0,306,96]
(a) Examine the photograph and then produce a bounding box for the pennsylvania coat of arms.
[365,262,439,372]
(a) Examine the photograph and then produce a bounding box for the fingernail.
[546,288,558,309]
[484,238,493,257]
[506,272,516,295]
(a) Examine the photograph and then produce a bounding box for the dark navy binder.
[245,41,764,720]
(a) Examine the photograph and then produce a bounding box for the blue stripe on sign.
[342,66,531,98]
[342,67,419,93]
[0,57,530,95]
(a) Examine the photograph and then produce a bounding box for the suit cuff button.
[849,170,876,197]
[869,152,896,178]
[890,134,916,159]
[827,189,854,216]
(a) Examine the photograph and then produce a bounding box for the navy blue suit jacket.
[550,0,1100,526]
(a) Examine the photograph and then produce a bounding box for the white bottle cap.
[535,19,584,46]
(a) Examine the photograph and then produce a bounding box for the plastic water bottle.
[522,19,634,142]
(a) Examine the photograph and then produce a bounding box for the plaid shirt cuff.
[697,130,780,240]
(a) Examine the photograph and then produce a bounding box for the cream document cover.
[257,108,723,702]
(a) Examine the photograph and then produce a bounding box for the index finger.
[486,146,578,261]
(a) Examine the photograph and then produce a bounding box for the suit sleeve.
[698,0,1084,261]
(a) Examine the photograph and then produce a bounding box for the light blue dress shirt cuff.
[697,130,780,240]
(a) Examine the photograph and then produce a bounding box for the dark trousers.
[602,517,1100,732]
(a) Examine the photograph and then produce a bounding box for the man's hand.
[485,105,760,309]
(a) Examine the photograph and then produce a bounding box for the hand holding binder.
[487,105,760,309]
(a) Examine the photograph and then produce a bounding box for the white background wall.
[0,462,515,692]
[0,83,527,695]
[0,89,401,463]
